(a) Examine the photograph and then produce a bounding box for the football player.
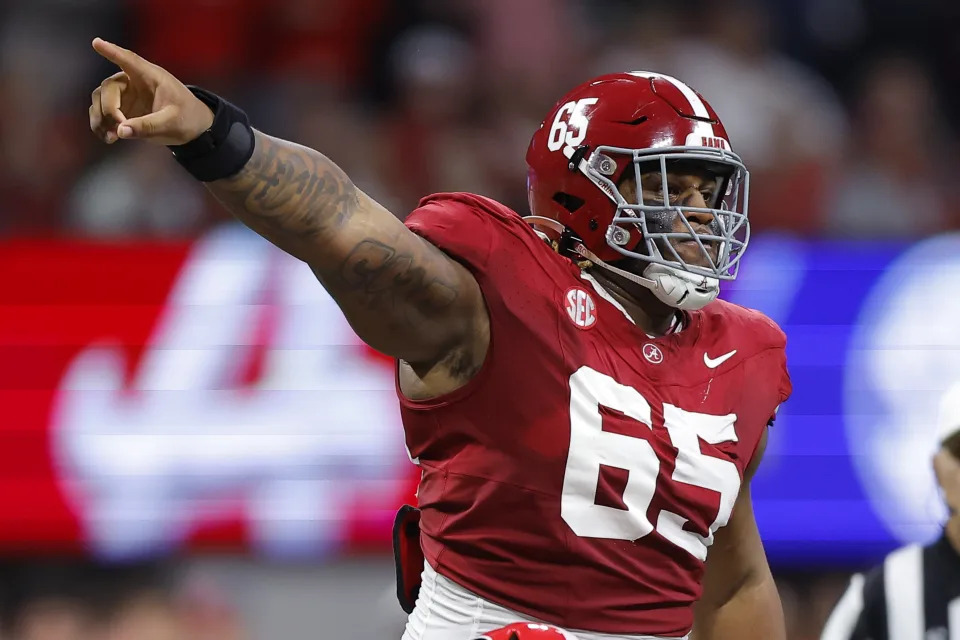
[88,37,791,640]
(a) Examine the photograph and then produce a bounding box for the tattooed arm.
[207,131,488,371]
[87,40,487,376]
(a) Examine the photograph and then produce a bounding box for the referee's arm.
[821,569,887,640]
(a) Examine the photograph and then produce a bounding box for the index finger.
[92,38,153,76]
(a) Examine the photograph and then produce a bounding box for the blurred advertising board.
[2,225,958,566]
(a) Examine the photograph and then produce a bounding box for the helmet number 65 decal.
[547,98,598,153]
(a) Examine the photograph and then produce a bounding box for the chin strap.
[523,215,718,310]
[572,244,658,289]
[525,215,659,288]
[575,244,719,311]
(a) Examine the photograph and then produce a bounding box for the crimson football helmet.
[475,623,579,640]
[526,71,749,310]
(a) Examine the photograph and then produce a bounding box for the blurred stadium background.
[1,0,958,638]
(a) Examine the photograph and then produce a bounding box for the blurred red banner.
[0,227,416,559]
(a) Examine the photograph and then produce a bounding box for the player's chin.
[670,240,718,268]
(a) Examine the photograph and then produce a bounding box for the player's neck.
[946,515,960,556]
[588,269,679,337]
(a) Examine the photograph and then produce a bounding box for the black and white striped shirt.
[821,533,960,640]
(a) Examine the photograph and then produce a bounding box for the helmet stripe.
[627,71,716,139]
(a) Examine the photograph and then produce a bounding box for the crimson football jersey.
[399,193,791,636]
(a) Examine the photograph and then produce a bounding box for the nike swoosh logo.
[704,349,737,369]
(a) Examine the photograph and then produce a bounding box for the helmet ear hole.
[552,192,585,213]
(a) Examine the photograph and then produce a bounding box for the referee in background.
[822,382,960,639]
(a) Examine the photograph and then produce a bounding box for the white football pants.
[401,561,688,640]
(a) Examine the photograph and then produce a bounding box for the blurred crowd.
[0,558,857,640]
[0,560,243,640]
[0,0,958,238]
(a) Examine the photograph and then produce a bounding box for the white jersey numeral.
[560,366,741,560]
[547,98,598,153]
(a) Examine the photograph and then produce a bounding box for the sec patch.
[564,287,597,330]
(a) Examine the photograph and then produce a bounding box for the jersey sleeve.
[404,192,532,276]
[770,335,792,424]
[749,312,792,425]
[740,313,793,469]
[712,302,792,422]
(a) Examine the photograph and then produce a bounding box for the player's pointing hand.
[88,38,214,146]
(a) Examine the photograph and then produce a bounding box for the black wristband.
[169,86,255,182]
